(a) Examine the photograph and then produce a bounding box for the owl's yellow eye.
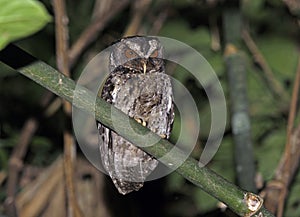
[150,49,159,58]
[125,49,137,58]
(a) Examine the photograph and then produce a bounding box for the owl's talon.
[134,117,142,124]
[134,117,147,127]
[142,120,147,127]
[160,134,167,139]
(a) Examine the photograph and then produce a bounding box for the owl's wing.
[97,68,173,195]
[166,97,175,139]
[98,122,158,194]
[97,123,114,177]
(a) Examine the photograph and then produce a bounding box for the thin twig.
[263,124,300,216]
[263,55,300,217]
[209,16,220,51]
[91,0,114,20]
[16,156,64,217]
[242,29,290,104]
[68,0,129,67]
[123,0,152,36]
[0,171,7,186]
[53,0,84,216]
[284,55,300,165]
[5,118,38,217]
[207,0,220,51]
[282,0,300,17]
[53,0,69,77]
[4,91,53,217]
[277,55,300,217]
[149,6,169,35]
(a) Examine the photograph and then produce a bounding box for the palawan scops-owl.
[97,36,174,195]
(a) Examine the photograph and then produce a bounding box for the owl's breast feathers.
[98,61,174,194]
[101,60,164,103]
[102,66,173,135]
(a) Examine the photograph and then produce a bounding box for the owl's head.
[109,36,164,73]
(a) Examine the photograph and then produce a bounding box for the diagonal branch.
[242,29,290,105]
[0,45,275,217]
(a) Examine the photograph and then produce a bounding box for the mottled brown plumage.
[97,36,174,194]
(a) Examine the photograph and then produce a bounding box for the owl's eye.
[125,49,137,58]
[150,49,159,58]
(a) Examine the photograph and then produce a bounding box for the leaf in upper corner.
[0,0,51,50]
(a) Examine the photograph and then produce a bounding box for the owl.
[97,36,174,195]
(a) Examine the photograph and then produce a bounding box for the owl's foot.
[160,134,167,139]
[134,117,147,127]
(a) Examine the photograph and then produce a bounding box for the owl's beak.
[141,58,147,74]
[143,62,147,74]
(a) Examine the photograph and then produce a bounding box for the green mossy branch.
[0,46,274,217]
[223,9,257,193]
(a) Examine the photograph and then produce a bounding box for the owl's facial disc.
[109,36,163,72]
[122,57,164,74]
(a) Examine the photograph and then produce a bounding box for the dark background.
[0,0,300,216]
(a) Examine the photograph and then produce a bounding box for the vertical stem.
[53,0,84,216]
[264,55,300,217]
[223,8,257,193]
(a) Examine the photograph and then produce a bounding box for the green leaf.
[0,0,51,50]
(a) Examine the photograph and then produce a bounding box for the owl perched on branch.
[97,36,174,195]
